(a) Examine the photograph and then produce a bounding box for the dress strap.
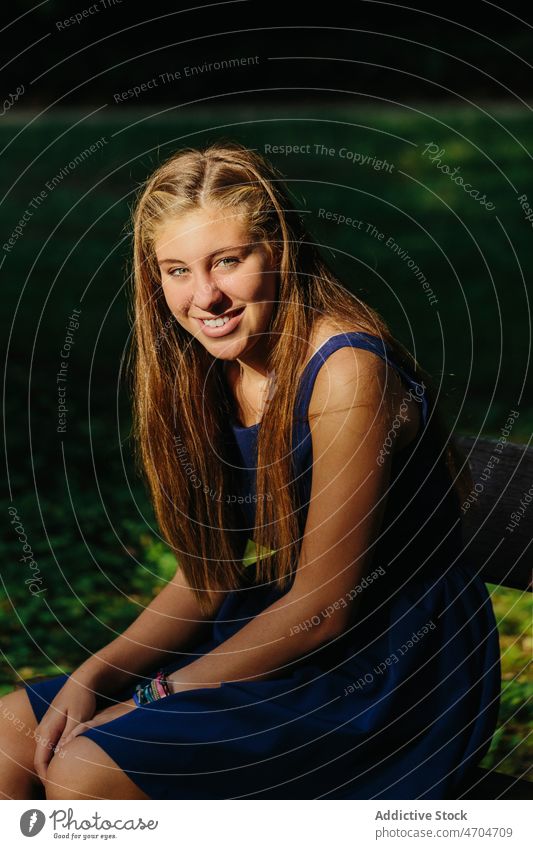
[296,331,429,429]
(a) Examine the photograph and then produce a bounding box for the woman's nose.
[191,274,224,311]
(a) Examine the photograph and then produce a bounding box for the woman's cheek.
[162,285,186,315]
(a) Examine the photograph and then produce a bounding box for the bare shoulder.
[308,344,392,418]
[305,316,392,417]
[307,335,421,454]
[305,317,362,355]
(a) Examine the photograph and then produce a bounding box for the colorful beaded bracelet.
[133,670,172,707]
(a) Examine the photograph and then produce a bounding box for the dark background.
[4,0,533,105]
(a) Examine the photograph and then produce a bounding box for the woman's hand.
[49,672,222,760]
[33,676,98,785]
[53,674,222,751]
[54,698,137,751]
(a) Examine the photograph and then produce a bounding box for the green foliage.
[478,586,532,778]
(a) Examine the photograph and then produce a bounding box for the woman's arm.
[169,347,399,691]
[72,565,227,697]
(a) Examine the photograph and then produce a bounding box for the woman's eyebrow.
[157,245,248,266]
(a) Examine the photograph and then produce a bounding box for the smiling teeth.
[203,315,231,327]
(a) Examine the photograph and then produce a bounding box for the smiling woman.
[155,209,277,348]
[6,140,501,801]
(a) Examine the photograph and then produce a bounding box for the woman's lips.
[194,306,245,338]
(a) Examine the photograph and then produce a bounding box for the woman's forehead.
[154,210,252,264]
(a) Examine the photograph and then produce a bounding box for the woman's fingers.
[33,721,64,784]
[57,715,103,748]
[56,723,88,749]
[45,713,87,768]
[33,737,52,785]
[54,709,91,751]
[56,708,116,751]
[55,701,138,753]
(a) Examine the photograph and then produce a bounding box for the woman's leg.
[0,688,44,799]
[0,686,150,800]
[44,737,150,800]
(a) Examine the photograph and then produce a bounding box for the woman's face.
[154,207,279,364]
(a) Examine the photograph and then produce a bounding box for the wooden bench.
[449,436,532,800]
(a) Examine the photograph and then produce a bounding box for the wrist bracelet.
[133,669,171,707]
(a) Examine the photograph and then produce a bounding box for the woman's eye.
[217,256,240,268]
[168,257,239,278]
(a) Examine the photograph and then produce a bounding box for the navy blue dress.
[24,332,501,799]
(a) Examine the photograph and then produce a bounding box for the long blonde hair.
[128,140,471,615]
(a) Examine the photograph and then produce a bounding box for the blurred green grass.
[1,106,531,781]
[482,585,532,780]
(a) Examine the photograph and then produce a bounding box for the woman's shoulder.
[302,318,369,365]
[304,315,378,370]
[305,317,387,412]
[306,320,421,456]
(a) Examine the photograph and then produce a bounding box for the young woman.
[1,141,501,800]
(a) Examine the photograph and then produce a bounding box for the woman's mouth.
[194,306,245,338]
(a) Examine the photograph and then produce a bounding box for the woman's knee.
[45,736,149,800]
[0,688,41,788]
[0,688,38,749]
[44,737,91,799]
